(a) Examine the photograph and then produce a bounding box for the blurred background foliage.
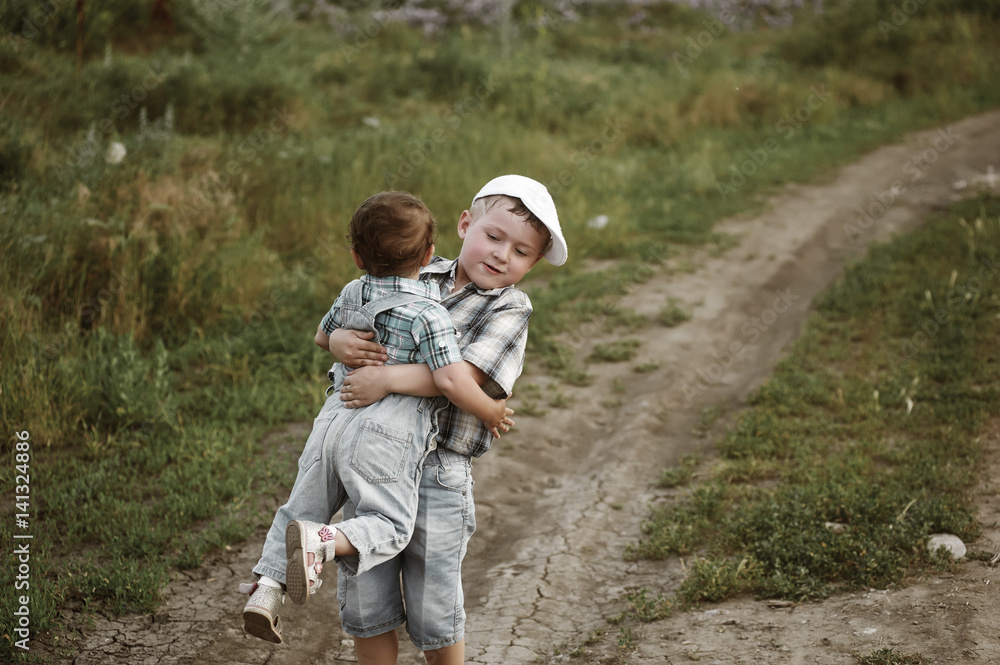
[1,0,999,655]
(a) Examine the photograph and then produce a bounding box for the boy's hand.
[341,366,390,408]
[481,400,515,439]
[329,329,388,368]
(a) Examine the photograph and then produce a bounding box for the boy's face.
[453,204,546,291]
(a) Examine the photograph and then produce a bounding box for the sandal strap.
[309,524,337,563]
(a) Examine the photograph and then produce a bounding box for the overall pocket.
[349,418,415,484]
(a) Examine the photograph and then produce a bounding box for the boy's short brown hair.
[469,194,553,257]
[349,191,436,277]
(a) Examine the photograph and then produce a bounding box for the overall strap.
[361,291,432,319]
[337,279,367,308]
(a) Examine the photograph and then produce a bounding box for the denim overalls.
[253,285,446,584]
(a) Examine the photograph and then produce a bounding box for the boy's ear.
[457,210,473,239]
[350,248,366,271]
[420,244,435,268]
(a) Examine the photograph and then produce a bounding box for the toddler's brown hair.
[348,191,436,277]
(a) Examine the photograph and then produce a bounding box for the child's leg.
[244,446,347,647]
[252,396,351,585]
[354,631,399,665]
[243,394,357,643]
[337,542,406,651]
[284,396,438,605]
[424,641,464,665]
[284,449,421,605]
[400,448,476,656]
[329,395,437,577]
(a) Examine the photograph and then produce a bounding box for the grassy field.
[616,192,1000,651]
[2,0,1000,658]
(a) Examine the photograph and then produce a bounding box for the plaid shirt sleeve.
[460,292,532,399]
[411,303,464,372]
[319,291,345,335]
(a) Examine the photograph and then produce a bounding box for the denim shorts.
[338,447,476,650]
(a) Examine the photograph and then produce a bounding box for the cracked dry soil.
[37,111,1000,665]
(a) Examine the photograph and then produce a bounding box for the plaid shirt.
[320,274,462,371]
[420,257,532,457]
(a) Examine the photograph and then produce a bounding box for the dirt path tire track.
[461,111,1000,664]
[40,110,1000,665]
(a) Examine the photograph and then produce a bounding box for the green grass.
[857,648,931,665]
[693,405,725,436]
[588,339,642,363]
[632,360,661,373]
[2,0,1000,658]
[657,298,692,327]
[658,454,700,488]
[513,383,548,417]
[615,588,673,622]
[628,193,1000,605]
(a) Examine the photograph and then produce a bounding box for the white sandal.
[285,520,336,605]
[240,582,284,643]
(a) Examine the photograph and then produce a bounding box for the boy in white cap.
[326,174,567,665]
[241,190,515,644]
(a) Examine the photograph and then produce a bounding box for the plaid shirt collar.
[362,273,442,301]
[420,257,511,298]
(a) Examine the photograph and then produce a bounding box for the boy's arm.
[342,364,440,403]
[344,295,531,399]
[341,361,488,401]
[327,328,389,367]
[315,325,330,350]
[342,362,513,437]
[431,363,513,437]
[457,299,531,399]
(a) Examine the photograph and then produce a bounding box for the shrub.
[657,298,691,327]
[678,557,759,604]
[58,328,175,434]
[857,647,931,665]
[0,120,29,190]
[588,339,641,362]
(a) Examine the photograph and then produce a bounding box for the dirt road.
[45,110,1000,664]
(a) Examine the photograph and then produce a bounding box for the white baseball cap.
[472,174,568,266]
